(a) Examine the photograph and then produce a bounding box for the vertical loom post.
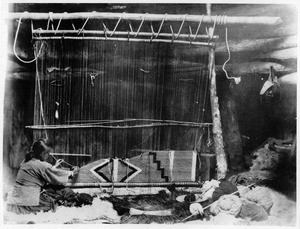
[207,4,228,179]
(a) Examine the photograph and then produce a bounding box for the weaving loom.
[31,38,212,185]
[16,10,280,187]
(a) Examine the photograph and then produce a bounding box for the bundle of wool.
[210,194,242,216]
[243,186,273,212]
[239,202,268,221]
[189,203,204,215]
[237,185,251,198]
[200,179,220,200]
[212,181,238,202]
[201,179,220,192]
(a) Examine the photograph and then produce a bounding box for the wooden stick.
[129,208,172,216]
[33,29,219,40]
[66,182,201,188]
[50,153,91,157]
[8,12,282,25]
[32,36,214,46]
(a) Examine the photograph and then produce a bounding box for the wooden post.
[207,4,228,180]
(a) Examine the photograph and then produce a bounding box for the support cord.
[222,27,241,84]
[14,16,44,63]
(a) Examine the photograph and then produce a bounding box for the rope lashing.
[134,13,147,37]
[14,13,45,63]
[54,12,67,35]
[175,14,188,39]
[47,12,54,30]
[155,13,167,38]
[110,12,125,37]
[150,23,155,42]
[78,12,94,35]
[103,22,108,39]
[71,20,76,30]
[128,21,134,33]
[170,25,175,42]
[193,15,204,40]
[206,15,217,42]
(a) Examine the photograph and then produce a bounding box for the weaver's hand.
[71,166,80,176]
[54,159,64,168]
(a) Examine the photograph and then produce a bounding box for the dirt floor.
[2,186,297,226]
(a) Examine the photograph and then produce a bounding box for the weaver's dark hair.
[25,138,53,162]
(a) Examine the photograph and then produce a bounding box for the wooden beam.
[50,153,91,157]
[278,72,297,85]
[8,12,282,25]
[255,47,297,61]
[207,4,227,180]
[216,62,294,76]
[216,35,297,53]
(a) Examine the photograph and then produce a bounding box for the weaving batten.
[8,12,282,25]
[66,181,201,188]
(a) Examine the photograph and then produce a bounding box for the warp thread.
[210,194,242,216]
[212,181,238,202]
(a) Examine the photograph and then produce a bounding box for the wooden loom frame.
[9,7,282,186]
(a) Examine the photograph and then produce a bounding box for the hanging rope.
[78,13,93,35]
[110,12,125,36]
[155,13,167,38]
[13,15,45,63]
[134,13,147,37]
[193,15,204,40]
[54,12,67,35]
[222,26,241,84]
[175,14,188,39]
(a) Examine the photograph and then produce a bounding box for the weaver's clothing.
[7,158,72,214]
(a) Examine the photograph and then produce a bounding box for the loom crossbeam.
[8,12,282,25]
